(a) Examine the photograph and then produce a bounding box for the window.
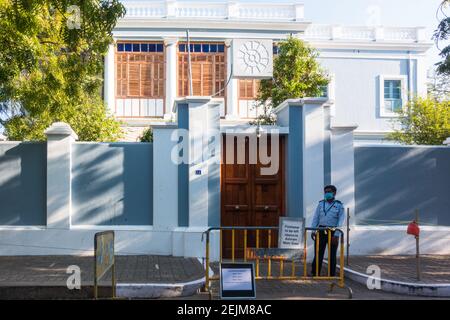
[177,42,226,97]
[239,79,260,100]
[116,42,165,99]
[384,80,402,113]
[379,75,407,117]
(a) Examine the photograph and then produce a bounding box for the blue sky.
[178,0,445,71]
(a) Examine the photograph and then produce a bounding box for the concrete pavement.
[1,254,449,299]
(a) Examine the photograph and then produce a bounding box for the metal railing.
[202,226,350,296]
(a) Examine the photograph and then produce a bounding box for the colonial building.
[2,1,448,260]
[105,0,431,142]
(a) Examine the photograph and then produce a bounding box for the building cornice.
[115,19,311,33]
[116,2,432,53]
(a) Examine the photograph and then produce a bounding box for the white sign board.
[232,39,273,78]
[278,217,304,249]
[220,263,256,299]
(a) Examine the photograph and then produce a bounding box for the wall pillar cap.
[44,122,78,140]
[273,97,329,114]
[444,137,450,146]
[330,123,359,132]
[173,96,213,112]
[151,122,178,129]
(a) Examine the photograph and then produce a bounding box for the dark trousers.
[311,229,338,276]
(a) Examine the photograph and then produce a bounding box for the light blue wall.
[355,146,450,226]
[71,143,153,225]
[0,143,47,226]
[319,56,411,132]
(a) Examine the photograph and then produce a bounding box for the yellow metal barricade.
[202,226,351,298]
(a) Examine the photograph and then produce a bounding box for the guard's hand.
[311,232,316,241]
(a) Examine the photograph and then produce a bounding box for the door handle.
[235,205,240,211]
[264,206,269,211]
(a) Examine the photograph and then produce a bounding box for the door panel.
[221,135,285,259]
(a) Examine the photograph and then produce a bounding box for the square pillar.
[152,124,179,230]
[176,97,221,228]
[45,122,78,229]
[173,97,221,259]
[274,98,328,225]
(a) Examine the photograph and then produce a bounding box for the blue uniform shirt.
[311,200,345,233]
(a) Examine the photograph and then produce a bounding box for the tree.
[139,127,153,143]
[386,97,450,145]
[0,0,125,141]
[252,36,329,125]
[428,70,450,101]
[434,0,450,76]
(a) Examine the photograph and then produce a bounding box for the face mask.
[324,192,334,201]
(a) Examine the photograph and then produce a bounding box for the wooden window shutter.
[238,79,260,100]
[128,63,140,96]
[115,42,165,99]
[177,42,226,97]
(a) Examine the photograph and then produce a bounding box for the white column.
[45,122,78,229]
[104,43,115,114]
[225,40,238,120]
[330,125,358,222]
[416,56,428,97]
[302,100,326,226]
[164,38,178,120]
[153,125,179,230]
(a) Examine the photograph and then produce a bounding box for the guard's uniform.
[310,200,345,277]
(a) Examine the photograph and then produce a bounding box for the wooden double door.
[221,135,285,258]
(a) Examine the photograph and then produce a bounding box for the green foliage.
[434,0,450,75]
[252,36,329,125]
[139,127,153,143]
[0,0,125,141]
[386,97,450,145]
[428,72,450,101]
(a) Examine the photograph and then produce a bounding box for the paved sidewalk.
[346,255,450,284]
[0,255,203,285]
[183,279,442,300]
[0,255,204,299]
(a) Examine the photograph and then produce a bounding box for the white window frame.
[378,75,408,117]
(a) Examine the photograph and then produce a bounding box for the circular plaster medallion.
[238,40,270,75]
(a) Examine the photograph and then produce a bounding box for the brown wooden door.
[221,135,285,259]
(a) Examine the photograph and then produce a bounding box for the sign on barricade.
[94,231,116,299]
[220,263,256,299]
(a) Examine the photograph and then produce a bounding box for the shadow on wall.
[71,143,153,226]
[355,146,450,226]
[0,142,46,226]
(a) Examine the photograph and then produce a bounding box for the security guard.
[310,185,345,277]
